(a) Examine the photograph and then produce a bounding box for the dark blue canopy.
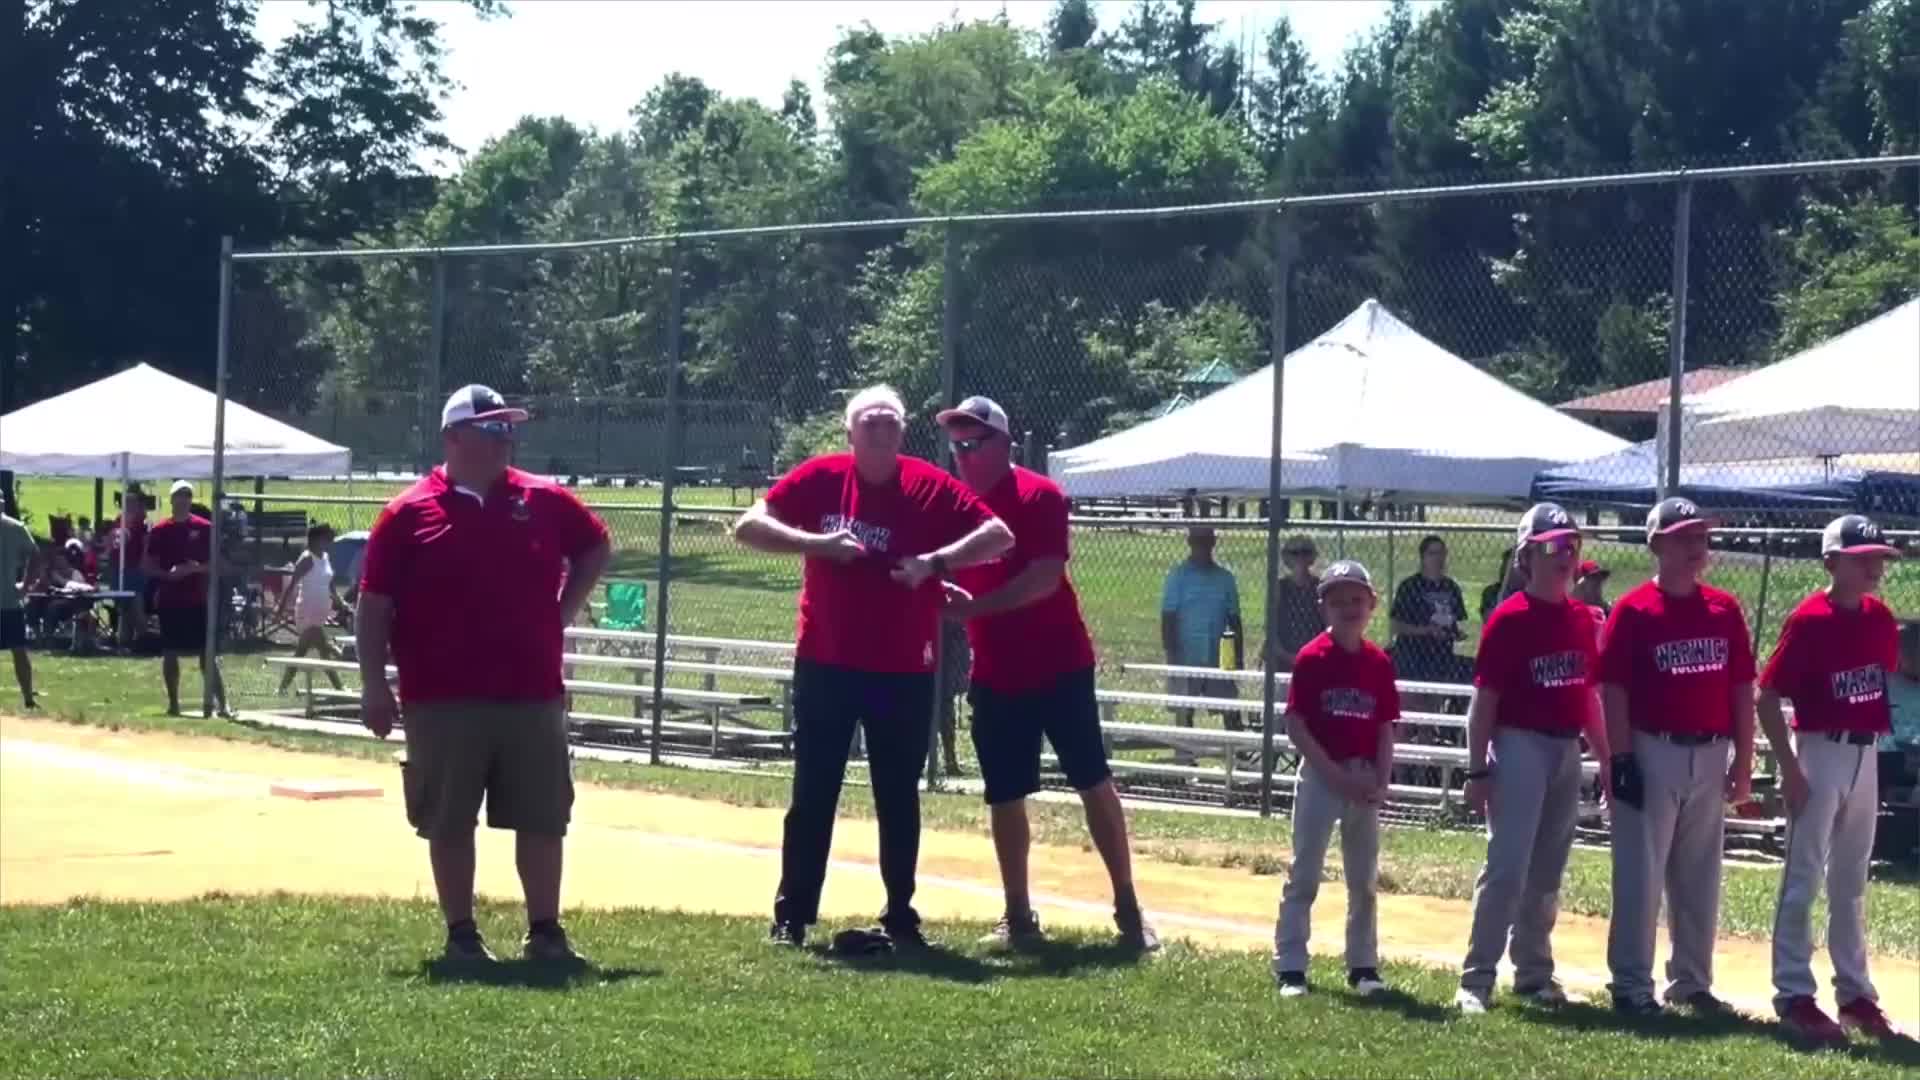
[1531,442,1920,517]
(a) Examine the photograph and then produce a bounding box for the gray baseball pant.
[1772,732,1880,1012]
[1460,727,1583,996]
[1273,758,1380,975]
[1605,731,1729,1004]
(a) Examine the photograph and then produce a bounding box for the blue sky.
[256,1,1434,172]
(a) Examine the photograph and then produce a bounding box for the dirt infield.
[3,714,1913,1026]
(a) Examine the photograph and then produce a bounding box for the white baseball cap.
[169,480,194,498]
[935,395,1011,438]
[441,384,529,429]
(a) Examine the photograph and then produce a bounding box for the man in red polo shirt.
[357,384,612,967]
[1598,497,1755,1016]
[1455,503,1611,1014]
[1759,514,1905,1045]
[934,396,1158,953]
[733,384,1012,950]
[143,481,228,718]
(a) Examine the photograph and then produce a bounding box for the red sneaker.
[1837,998,1907,1042]
[1779,996,1848,1047]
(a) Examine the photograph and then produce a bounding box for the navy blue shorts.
[969,666,1112,805]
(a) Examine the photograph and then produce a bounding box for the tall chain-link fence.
[189,157,1916,813]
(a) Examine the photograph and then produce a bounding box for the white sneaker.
[1454,987,1490,1014]
[1275,970,1309,997]
[1348,968,1387,997]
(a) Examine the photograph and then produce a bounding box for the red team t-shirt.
[952,467,1096,693]
[1473,591,1599,735]
[144,515,212,610]
[1286,632,1401,762]
[764,453,995,674]
[360,467,610,705]
[1597,581,1756,736]
[1758,591,1899,734]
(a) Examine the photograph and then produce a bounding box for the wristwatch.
[928,554,950,580]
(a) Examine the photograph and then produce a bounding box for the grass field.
[17,657,1919,960]
[1,896,1915,1080]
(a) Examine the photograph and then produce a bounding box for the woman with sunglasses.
[1454,502,1612,1014]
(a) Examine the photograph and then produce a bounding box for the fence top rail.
[228,154,1920,263]
[229,490,1914,539]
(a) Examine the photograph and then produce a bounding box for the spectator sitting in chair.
[276,523,347,696]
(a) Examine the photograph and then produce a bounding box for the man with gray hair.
[733,384,1014,949]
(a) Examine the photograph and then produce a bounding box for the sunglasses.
[949,437,989,454]
[854,411,902,428]
[461,420,516,438]
[1531,534,1582,555]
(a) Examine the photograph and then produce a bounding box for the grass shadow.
[1518,997,1920,1066]
[812,941,997,985]
[988,938,1159,979]
[1346,986,1455,1024]
[398,956,662,990]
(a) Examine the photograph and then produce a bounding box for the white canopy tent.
[0,363,351,479]
[1659,298,1920,467]
[1048,299,1630,500]
[2,364,350,592]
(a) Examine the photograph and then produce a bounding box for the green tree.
[1773,195,1920,355]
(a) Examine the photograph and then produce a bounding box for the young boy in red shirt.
[1272,560,1398,998]
[1759,514,1906,1046]
[1600,498,1755,1016]
[1455,503,1612,1014]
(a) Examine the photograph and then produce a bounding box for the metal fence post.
[648,242,685,766]
[1661,181,1693,497]
[422,257,448,474]
[927,223,961,789]
[1260,212,1296,819]
[202,236,234,717]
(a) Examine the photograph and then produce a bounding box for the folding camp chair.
[599,580,648,631]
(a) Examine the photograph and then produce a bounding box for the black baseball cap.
[1515,502,1579,547]
[1317,559,1374,597]
[1646,497,1713,542]
[1822,514,1902,558]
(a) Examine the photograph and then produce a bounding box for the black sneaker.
[1276,969,1309,997]
[442,929,498,967]
[1673,990,1731,1015]
[522,924,583,964]
[1115,905,1161,953]
[1348,968,1387,997]
[981,911,1046,951]
[1612,994,1664,1017]
[767,921,807,948]
[885,921,931,952]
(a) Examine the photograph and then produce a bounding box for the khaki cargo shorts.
[401,698,573,839]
